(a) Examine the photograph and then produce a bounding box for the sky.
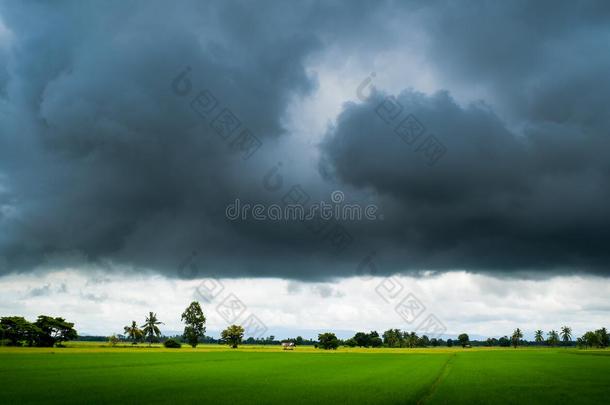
[0,1,609,339]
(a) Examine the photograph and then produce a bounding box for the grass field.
[1,343,609,404]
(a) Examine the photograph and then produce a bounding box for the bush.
[163,338,182,348]
[108,335,119,347]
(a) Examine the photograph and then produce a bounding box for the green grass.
[0,344,608,404]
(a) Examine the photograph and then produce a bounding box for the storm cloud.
[0,1,609,280]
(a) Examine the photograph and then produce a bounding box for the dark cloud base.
[1,1,609,279]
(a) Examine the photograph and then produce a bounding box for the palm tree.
[141,312,163,346]
[511,328,523,348]
[547,330,559,347]
[407,332,418,348]
[123,321,143,344]
[560,326,572,346]
[597,327,609,347]
[534,330,544,344]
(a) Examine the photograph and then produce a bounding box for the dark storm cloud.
[0,0,387,278]
[415,0,610,129]
[0,1,609,279]
[320,0,610,276]
[0,0,320,274]
[320,89,610,275]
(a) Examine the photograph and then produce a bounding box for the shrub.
[108,335,119,347]
[163,338,182,348]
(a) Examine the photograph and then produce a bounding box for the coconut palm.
[511,328,523,348]
[534,330,544,344]
[560,326,572,346]
[406,332,419,348]
[141,312,164,346]
[123,321,143,344]
[596,327,609,347]
[547,330,559,347]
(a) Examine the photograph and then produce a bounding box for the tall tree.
[141,312,163,346]
[583,331,599,348]
[498,336,510,347]
[383,329,402,348]
[353,332,370,347]
[369,331,383,348]
[419,335,430,347]
[534,330,544,344]
[511,328,523,348]
[123,321,143,344]
[181,301,206,348]
[317,332,339,350]
[407,332,419,348]
[0,317,41,346]
[560,326,572,346]
[595,327,609,348]
[34,316,78,347]
[547,330,559,346]
[221,325,244,349]
[457,333,470,348]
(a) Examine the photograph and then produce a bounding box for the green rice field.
[1,343,609,404]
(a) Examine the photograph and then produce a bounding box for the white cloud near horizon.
[1,270,608,340]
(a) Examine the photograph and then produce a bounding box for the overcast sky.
[0,1,609,338]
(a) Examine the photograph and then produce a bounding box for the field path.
[415,353,456,405]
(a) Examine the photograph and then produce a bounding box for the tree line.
[117,302,207,348]
[2,303,608,350]
[110,302,317,349]
[315,326,610,350]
